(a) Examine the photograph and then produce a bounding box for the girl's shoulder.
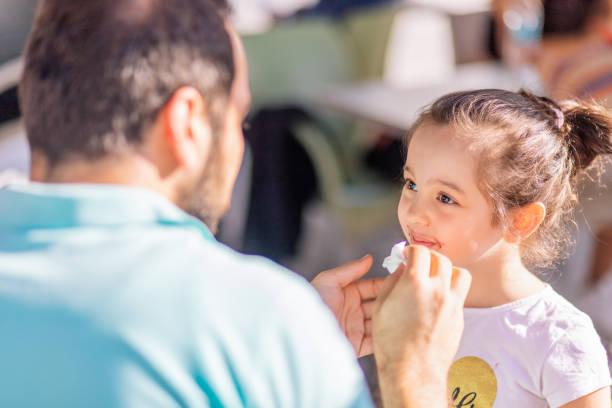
[508,285,596,341]
[486,285,607,376]
[461,286,611,407]
[534,286,595,331]
[465,285,600,351]
[533,288,612,407]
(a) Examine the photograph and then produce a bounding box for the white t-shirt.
[451,285,612,408]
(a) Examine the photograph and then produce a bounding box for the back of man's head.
[19,0,234,166]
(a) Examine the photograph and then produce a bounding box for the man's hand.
[311,255,385,357]
[373,245,471,408]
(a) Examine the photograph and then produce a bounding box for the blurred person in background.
[535,0,612,105]
[0,0,471,407]
[492,0,612,104]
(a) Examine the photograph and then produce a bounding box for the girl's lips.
[409,233,441,250]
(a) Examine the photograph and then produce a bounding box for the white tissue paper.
[382,241,408,274]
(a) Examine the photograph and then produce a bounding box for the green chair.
[242,18,401,248]
[292,120,400,241]
[242,18,356,111]
[242,18,359,172]
[341,4,399,81]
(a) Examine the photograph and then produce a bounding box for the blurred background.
[2,0,612,404]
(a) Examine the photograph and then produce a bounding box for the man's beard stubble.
[181,150,227,235]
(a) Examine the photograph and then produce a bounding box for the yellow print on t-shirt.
[448,356,498,408]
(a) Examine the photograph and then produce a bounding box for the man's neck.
[31,154,177,204]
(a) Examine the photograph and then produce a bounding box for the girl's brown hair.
[407,89,612,268]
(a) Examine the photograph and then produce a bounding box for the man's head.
[19,0,251,232]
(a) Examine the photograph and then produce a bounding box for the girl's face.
[398,123,506,269]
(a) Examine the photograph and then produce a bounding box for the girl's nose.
[405,196,430,227]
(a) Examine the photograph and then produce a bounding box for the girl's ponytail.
[560,100,612,178]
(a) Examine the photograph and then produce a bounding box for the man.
[0,0,470,406]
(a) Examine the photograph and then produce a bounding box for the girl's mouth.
[409,232,441,250]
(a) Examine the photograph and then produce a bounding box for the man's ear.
[161,86,212,169]
[504,202,546,243]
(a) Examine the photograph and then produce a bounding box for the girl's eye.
[405,179,418,192]
[438,193,456,205]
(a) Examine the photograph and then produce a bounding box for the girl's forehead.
[407,124,476,164]
[406,124,481,186]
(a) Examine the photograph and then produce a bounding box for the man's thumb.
[332,254,373,287]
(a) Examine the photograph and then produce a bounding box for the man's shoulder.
[169,231,314,300]
[150,230,328,323]
[0,210,371,408]
[165,235,370,408]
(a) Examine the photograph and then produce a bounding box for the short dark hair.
[19,0,234,165]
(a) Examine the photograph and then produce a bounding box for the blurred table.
[404,0,493,64]
[314,62,537,132]
[405,0,491,16]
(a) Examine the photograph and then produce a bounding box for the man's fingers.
[356,277,386,301]
[321,255,373,288]
[403,245,431,281]
[362,300,375,320]
[429,250,453,289]
[376,264,404,306]
[359,336,373,358]
[365,319,373,337]
[451,267,472,302]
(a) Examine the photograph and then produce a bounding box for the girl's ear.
[504,202,546,243]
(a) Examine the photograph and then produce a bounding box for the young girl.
[385,89,612,407]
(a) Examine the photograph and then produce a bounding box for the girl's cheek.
[396,203,403,224]
[397,198,409,221]
[430,207,456,223]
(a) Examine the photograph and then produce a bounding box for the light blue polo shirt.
[0,183,373,408]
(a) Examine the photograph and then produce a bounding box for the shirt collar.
[0,182,215,241]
